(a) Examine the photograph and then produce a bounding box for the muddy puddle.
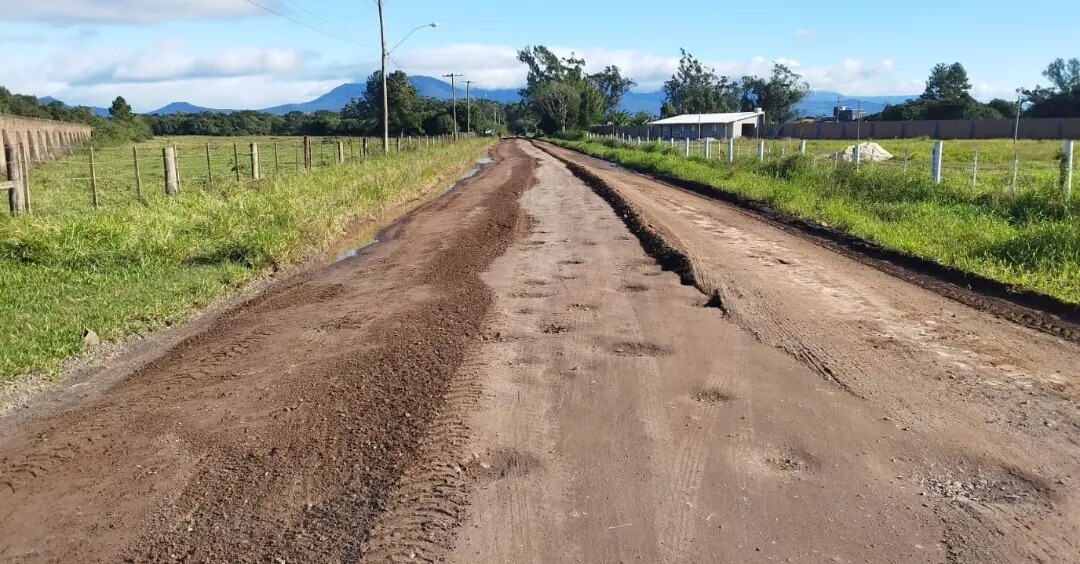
[331,154,497,262]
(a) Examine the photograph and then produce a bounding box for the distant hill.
[619,91,665,114]
[257,77,521,115]
[38,96,110,117]
[797,91,915,118]
[148,102,234,115]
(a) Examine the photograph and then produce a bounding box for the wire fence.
[3,134,468,217]
[591,133,1075,197]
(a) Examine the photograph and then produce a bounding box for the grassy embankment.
[549,136,1080,304]
[0,136,494,382]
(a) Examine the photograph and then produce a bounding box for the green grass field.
[552,136,1080,305]
[0,135,493,382]
[619,136,1068,194]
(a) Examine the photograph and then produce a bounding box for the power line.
[240,0,371,49]
[277,0,365,43]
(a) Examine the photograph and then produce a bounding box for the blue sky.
[1,0,1075,111]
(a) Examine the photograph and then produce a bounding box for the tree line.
[870,58,1080,122]
[515,46,812,132]
[0,86,151,144]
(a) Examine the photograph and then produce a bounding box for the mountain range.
[38,96,111,118]
[120,76,917,120]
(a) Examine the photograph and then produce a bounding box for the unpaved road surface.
[2,139,1079,563]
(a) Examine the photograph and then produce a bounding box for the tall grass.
[550,137,1080,305]
[0,137,494,381]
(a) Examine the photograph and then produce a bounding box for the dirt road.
[1,139,1078,562]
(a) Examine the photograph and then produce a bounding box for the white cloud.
[82,41,308,85]
[1,0,264,23]
[794,28,818,40]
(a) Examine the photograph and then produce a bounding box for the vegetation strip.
[541,138,1080,342]
[0,138,494,382]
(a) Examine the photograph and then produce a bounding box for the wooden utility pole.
[443,73,462,140]
[464,80,475,136]
[378,0,389,153]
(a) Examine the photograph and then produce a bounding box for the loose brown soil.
[3,139,1080,563]
[0,141,533,562]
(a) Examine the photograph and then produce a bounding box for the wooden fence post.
[397,136,401,153]
[303,136,312,171]
[163,147,179,195]
[205,143,213,185]
[5,146,26,214]
[337,141,345,164]
[89,146,99,208]
[133,146,143,200]
[173,145,182,192]
[250,142,260,181]
[274,142,280,174]
[233,143,240,182]
[362,137,368,158]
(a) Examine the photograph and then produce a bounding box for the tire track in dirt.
[0,141,533,563]
[536,140,1080,562]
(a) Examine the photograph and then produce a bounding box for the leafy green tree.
[1024,58,1080,118]
[986,98,1018,118]
[921,63,971,102]
[629,110,656,126]
[588,65,636,114]
[662,50,741,116]
[109,96,134,120]
[533,82,580,132]
[342,70,421,135]
[739,63,810,123]
[517,45,627,131]
[1042,58,1080,93]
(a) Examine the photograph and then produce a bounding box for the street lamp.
[377,2,437,153]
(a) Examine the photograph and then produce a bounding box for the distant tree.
[869,62,1012,121]
[607,110,632,126]
[629,110,656,126]
[1023,58,1080,118]
[504,101,540,134]
[1042,58,1080,93]
[516,45,616,131]
[986,98,1019,118]
[662,50,741,115]
[342,70,421,135]
[533,82,580,132]
[109,96,134,121]
[588,65,636,114]
[739,63,811,123]
[921,63,972,102]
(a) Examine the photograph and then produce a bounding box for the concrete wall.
[770,117,1080,140]
[0,114,93,176]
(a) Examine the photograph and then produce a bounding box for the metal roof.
[648,112,762,126]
